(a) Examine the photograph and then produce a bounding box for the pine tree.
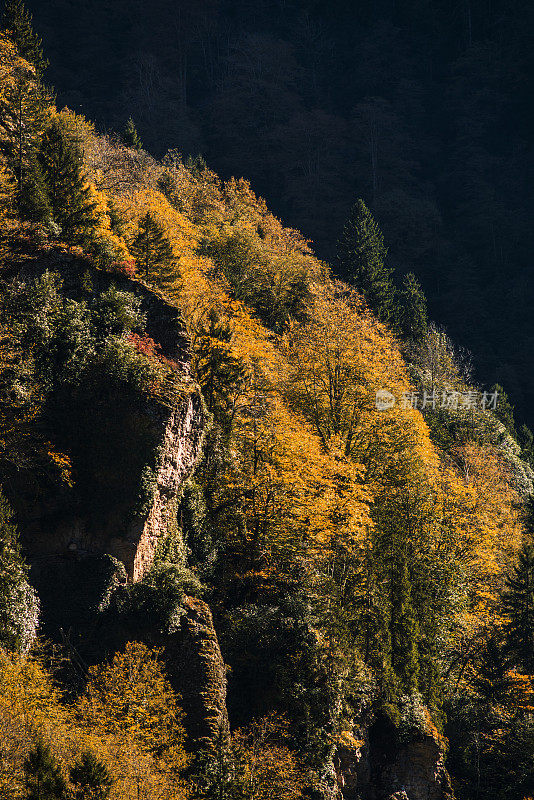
[185,153,207,176]
[1,0,48,75]
[24,739,67,800]
[122,116,143,150]
[129,212,174,281]
[502,529,534,673]
[38,117,98,241]
[336,199,396,323]
[70,751,113,800]
[0,487,39,654]
[397,271,428,341]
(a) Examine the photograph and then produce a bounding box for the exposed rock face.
[87,593,230,752]
[165,597,230,750]
[378,733,453,800]
[333,714,453,800]
[14,252,205,583]
[13,253,228,754]
[110,391,204,580]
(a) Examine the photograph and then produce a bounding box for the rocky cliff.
[334,712,453,800]
[6,252,454,798]
[9,251,205,584]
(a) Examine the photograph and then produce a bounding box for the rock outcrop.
[9,251,229,755]
[377,733,453,800]
[110,390,204,580]
[165,597,230,750]
[12,251,205,583]
[86,591,230,753]
[333,712,453,800]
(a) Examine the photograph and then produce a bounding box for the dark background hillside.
[24,0,534,424]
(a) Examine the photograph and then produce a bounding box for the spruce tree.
[0,56,50,217]
[1,0,48,75]
[0,487,39,654]
[129,212,174,281]
[390,554,420,694]
[397,271,428,341]
[502,529,534,673]
[491,383,517,439]
[122,116,143,150]
[337,199,396,323]
[18,151,51,223]
[185,153,207,176]
[195,308,247,419]
[38,117,98,241]
[70,751,113,799]
[519,424,534,467]
[24,739,67,800]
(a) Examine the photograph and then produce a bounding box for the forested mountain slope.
[1,6,534,800]
[23,0,534,429]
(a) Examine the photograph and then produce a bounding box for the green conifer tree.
[390,555,420,694]
[122,116,143,150]
[397,271,428,341]
[1,0,48,75]
[519,424,534,467]
[24,739,67,800]
[491,383,517,439]
[0,54,50,218]
[336,199,396,323]
[129,212,174,281]
[185,153,207,176]
[38,117,99,242]
[195,309,248,420]
[70,751,113,800]
[0,487,39,654]
[106,197,126,237]
[502,528,534,673]
[18,151,51,223]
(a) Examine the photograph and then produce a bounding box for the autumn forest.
[0,2,534,799]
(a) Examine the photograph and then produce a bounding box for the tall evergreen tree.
[70,750,113,800]
[1,0,48,75]
[122,116,143,150]
[195,308,247,419]
[18,151,51,223]
[185,153,207,175]
[24,739,67,800]
[129,212,174,281]
[0,47,50,219]
[0,487,39,654]
[397,271,428,341]
[491,383,517,439]
[38,117,98,241]
[390,554,420,694]
[519,424,534,467]
[502,527,534,673]
[336,199,396,323]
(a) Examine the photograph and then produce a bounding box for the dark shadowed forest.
[27,0,534,425]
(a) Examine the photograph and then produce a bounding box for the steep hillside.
[24,0,534,431]
[0,10,534,800]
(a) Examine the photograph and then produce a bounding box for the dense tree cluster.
[19,0,534,428]
[0,8,533,800]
